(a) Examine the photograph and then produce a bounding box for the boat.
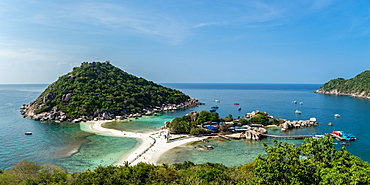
[292,101,297,104]
[334,114,340,118]
[300,102,304,105]
[234,103,240,105]
[312,135,324,139]
[210,109,216,112]
[341,142,350,145]
[196,145,214,150]
[25,132,32,135]
[211,106,219,109]
[215,100,220,102]
[238,107,241,111]
[330,130,356,141]
[294,110,302,114]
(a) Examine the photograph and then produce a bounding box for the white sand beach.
[80,121,208,166]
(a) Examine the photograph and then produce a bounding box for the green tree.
[190,128,205,136]
[250,112,270,125]
[252,137,370,184]
[239,118,249,124]
[218,124,229,132]
[5,161,42,182]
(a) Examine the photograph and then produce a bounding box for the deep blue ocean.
[1,83,369,172]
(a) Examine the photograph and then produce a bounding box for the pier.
[261,134,313,140]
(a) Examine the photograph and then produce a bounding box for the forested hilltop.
[21,61,199,122]
[314,70,370,99]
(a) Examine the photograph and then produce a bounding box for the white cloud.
[22,2,189,45]
[192,1,284,29]
[0,40,80,83]
[310,0,334,10]
[194,22,222,28]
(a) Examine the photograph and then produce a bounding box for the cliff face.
[314,70,370,99]
[20,61,200,122]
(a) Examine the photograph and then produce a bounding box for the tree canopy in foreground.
[1,137,369,184]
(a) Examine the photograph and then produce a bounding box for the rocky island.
[314,70,370,99]
[20,61,201,122]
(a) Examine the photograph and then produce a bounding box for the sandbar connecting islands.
[80,121,208,166]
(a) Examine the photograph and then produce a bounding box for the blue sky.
[0,0,369,84]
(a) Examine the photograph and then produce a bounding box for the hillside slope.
[21,61,199,122]
[314,70,370,99]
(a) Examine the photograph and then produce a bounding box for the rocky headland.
[20,61,203,123]
[314,70,370,100]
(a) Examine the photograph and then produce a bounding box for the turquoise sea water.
[1,83,370,172]
[0,84,138,172]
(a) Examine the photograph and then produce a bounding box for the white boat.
[312,135,324,139]
[294,110,302,114]
[334,114,340,118]
[215,100,220,102]
[300,102,304,105]
[292,101,297,104]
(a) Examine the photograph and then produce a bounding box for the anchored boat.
[328,130,356,141]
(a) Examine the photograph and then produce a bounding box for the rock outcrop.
[279,119,319,130]
[21,98,202,122]
[314,89,370,100]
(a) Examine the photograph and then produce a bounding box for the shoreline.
[314,89,370,100]
[80,120,208,166]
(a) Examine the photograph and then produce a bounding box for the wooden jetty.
[261,134,313,140]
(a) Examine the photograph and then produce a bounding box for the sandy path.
[80,121,208,166]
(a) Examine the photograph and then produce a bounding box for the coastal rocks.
[314,89,370,100]
[226,133,245,139]
[245,129,263,141]
[243,127,268,141]
[279,119,319,130]
[245,110,274,119]
[21,98,202,123]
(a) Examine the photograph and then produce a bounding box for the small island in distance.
[314,70,370,100]
[20,61,201,123]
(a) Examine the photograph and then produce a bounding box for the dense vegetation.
[319,70,370,96]
[31,61,190,118]
[168,110,282,134]
[1,137,369,184]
